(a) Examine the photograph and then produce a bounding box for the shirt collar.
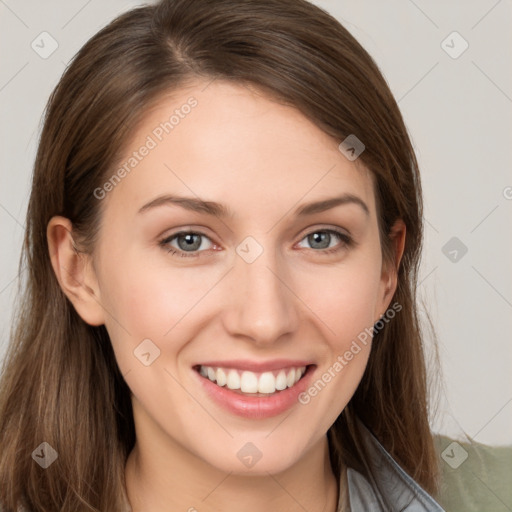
[341,421,445,511]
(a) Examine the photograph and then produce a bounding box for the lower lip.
[194,366,315,419]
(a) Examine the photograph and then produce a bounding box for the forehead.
[105,79,376,220]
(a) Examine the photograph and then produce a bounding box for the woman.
[0,0,444,510]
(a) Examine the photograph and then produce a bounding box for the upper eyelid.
[296,224,351,239]
[160,227,214,244]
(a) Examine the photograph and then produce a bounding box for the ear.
[47,216,105,326]
[376,218,406,321]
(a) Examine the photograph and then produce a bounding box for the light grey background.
[1,0,511,448]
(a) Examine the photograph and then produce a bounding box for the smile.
[193,361,315,419]
[197,365,307,395]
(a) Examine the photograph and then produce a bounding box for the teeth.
[199,365,307,394]
[240,371,258,393]
[286,368,296,387]
[216,367,227,387]
[258,372,276,393]
[275,370,288,391]
[226,369,240,390]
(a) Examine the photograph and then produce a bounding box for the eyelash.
[158,228,353,258]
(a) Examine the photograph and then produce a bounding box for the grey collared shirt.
[343,423,445,511]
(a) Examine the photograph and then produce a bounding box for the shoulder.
[434,435,512,512]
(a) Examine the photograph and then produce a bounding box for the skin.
[48,80,405,512]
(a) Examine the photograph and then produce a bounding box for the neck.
[125,416,339,512]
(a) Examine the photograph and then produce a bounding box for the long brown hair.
[0,0,440,510]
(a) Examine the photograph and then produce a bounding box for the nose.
[221,243,299,346]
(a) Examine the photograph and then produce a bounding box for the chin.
[193,435,314,476]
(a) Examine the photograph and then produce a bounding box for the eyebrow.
[138,193,369,218]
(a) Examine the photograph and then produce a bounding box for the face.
[66,80,399,475]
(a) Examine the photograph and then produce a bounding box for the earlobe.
[46,216,105,326]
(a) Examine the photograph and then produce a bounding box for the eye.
[296,229,353,254]
[159,228,353,259]
[159,231,215,258]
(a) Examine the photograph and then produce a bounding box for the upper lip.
[194,359,314,372]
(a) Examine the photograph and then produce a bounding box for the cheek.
[296,254,383,342]
[97,252,222,363]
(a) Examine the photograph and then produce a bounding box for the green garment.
[434,435,512,511]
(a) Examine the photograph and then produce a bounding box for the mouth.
[192,362,316,419]
[193,364,310,396]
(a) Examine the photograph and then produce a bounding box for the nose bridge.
[223,238,299,344]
